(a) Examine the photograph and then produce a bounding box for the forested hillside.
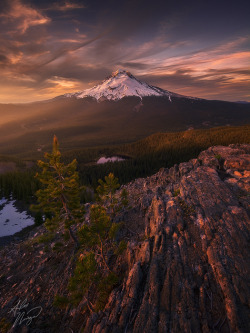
[66,125,250,187]
[0,95,249,157]
[0,125,249,202]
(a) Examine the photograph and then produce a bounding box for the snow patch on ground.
[97,156,125,164]
[0,197,34,236]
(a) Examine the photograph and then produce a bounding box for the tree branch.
[98,234,112,272]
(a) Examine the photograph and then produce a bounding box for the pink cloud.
[0,0,50,34]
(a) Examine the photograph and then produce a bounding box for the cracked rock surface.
[0,144,249,333]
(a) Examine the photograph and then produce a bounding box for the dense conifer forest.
[0,125,249,204]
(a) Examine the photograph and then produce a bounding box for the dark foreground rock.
[0,144,249,333]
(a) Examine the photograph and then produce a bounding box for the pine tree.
[96,173,125,217]
[31,135,84,247]
[68,173,128,311]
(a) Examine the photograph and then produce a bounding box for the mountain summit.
[0,70,249,155]
[64,69,182,101]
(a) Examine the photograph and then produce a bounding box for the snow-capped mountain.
[0,69,249,155]
[63,69,183,101]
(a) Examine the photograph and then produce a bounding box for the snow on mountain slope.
[63,69,184,101]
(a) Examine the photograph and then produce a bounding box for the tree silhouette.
[31,135,84,247]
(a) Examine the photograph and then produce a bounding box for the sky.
[0,0,249,103]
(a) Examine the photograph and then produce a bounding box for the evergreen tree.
[96,173,127,217]
[31,135,84,246]
[68,173,127,311]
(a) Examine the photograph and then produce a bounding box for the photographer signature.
[9,299,43,327]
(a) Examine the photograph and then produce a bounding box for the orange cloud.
[47,76,79,89]
[134,37,250,101]
[139,37,250,86]
[54,2,86,11]
[0,0,50,34]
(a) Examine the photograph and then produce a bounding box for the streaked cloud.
[134,36,250,101]
[50,2,86,11]
[0,0,249,102]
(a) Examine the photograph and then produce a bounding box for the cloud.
[139,65,250,101]
[133,37,250,101]
[137,37,250,79]
[0,0,50,34]
[48,1,86,11]
[36,30,110,68]
[117,62,149,70]
[0,1,249,103]
[0,54,9,64]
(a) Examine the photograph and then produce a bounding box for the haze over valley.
[0,70,249,158]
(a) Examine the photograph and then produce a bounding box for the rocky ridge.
[0,144,249,333]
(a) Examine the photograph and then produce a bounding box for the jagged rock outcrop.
[0,144,249,333]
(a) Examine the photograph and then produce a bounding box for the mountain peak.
[63,70,181,101]
[112,69,131,77]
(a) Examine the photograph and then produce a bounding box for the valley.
[0,71,249,158]
[0,124,249,194]
[0,124,249,242]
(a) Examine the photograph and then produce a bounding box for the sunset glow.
[0,0,249,103]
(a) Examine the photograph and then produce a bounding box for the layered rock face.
[0,144,249,333]
[85,144,250,333]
